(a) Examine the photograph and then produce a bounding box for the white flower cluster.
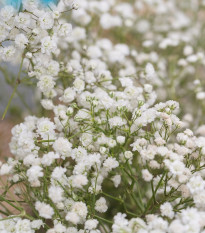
[112,208,205,233]
[63,0,205,123]
[1,0,205,233]
[0,217,43,233]
[2,67,205,232]
[0,0,74,98]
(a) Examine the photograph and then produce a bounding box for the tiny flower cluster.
[1,0,205,233]
[1,61,205,232]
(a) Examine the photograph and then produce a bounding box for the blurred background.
[0,63,38,159]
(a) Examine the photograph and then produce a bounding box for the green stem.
[0,215,21,221]
[98,219,109,233]
[94,215,113,225]
[127,163,144,206]
[2,56,24,120]
[0,209,9,216]
[0,196,23,212]
[36,139,55,143]
[143,172,166,215]
[102,192,122,203]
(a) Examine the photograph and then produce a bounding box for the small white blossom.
[35,201,54,219]
[95,197,108,213]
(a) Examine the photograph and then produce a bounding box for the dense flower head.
[2,56,205,231]
[1,0,205,232]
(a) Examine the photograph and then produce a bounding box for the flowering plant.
[1,0,205,233]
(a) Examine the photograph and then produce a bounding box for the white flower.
[100,13,122,29]
[46,60,60,76]
[112,213,129,233]
[36,117,56,138]
[111,175,121,188]
[23,154,40,166]
[179,208,200,225]
[160,202,174,219]
[117,136,126,144]
[196,125,205,136]
[0,5,15,21]
[22,0,39,11]
[71,174,88,189]
[58,23,72,37]
[66,202,88,224]
[133,108,157,127]
[37,75,55,93]
[145,63,156,80]
[41,99,54,110]
[144,84,153,93]
[166,160,186,177]
[71,27,86,41]
[131,138,147,152]
[103,157,119,172]
[48,186,64,203]
[109,116,126,128]
[95,197,108,213]
[15,34,28,49]
[51,167,66,180]
[193,190,205,208]
[168,220,186,233]
[80,133,93,147]
[124,151,133,160]
[196,92,205,100]
[75,109,90,121]
[0,163,13,175]
[30,220,43,229]
[140,148,156,161]
[157,146,169,157]
[39,12,54,30]
[1,46,16,61]
[108,138,117,148]
[66,212,80,225]
[73,78,85,92]
[71,146,87,162]
[53,137,72,158]
[26,165,43,187]
[55,223,67,232]
[15,12,30,29]
[25,52,32,59]
[63,0,73,7]
[35,201,54,219]
[187,176,205,194]
[119,77,133,87]
[59,87,76,103]
[41,36,57,55]
[87,46,102,59]
[142,169,153,182]
[85,219,98,230]
[41,152,59,166]
[15,219,32,232]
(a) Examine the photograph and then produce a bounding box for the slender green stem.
[2,56,24,120]
[1,84,18,120]
[98,219,109,233]
[127,163,144,207]
[102,192,122,203]
[143,172,166,215]
[0,209,9,216]
[36,139,55,143]
[94,215,113,225]
[0,196,23,212]
[0,202,12,215]
[0,215,21,221]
